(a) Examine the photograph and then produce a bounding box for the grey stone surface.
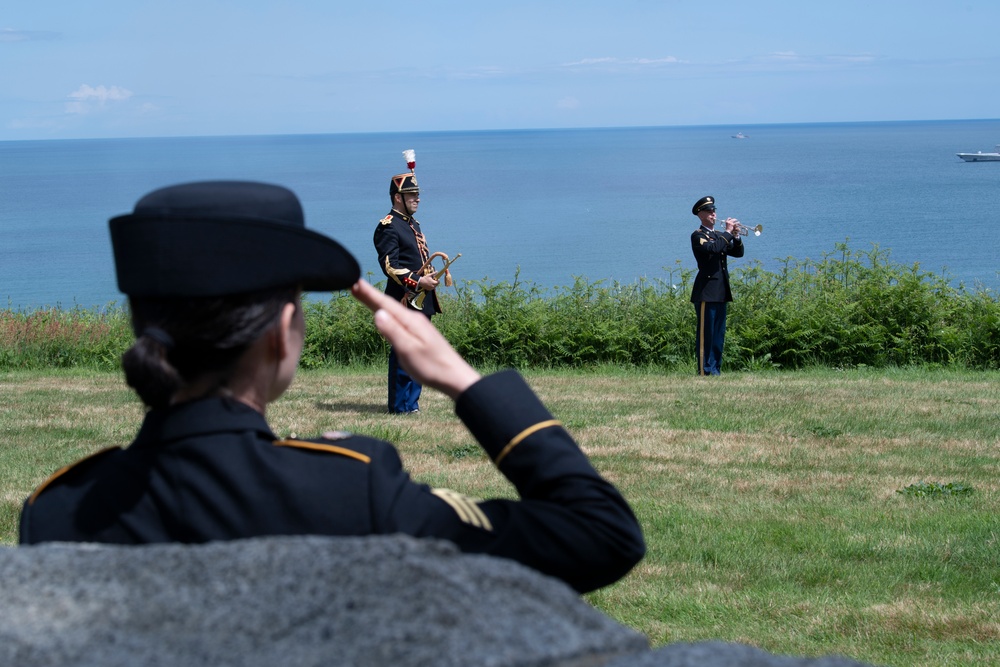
[1,535,647,667]
[0,535,876,667]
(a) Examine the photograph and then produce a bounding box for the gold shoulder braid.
[409,223,430,267]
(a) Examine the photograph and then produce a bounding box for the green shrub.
[2,243,998,371]
[0,305,132,371]
[299,292,386,368]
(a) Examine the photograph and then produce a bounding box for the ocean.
[2,119,999,310]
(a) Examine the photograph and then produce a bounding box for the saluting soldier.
[373,151,440,414]
[690,195,745,376]
[19,180,645,595]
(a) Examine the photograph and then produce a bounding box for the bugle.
[406,252,461,310]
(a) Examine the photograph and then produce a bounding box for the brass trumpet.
[736,223,763,237]
[721,218,763,237]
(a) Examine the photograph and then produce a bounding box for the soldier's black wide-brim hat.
[109,181,360,298]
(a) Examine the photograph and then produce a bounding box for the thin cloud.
[448,66,508,80]
[1,28,60,42]
[296,49,877,89]
[70,84,133,102]
[827,54,880,64]
[560,51,880,74]
[65,84,134,114]
[736,51,881,70]
[561,56,685,68]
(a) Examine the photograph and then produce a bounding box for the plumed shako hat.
[389,173,419,197]
[389,148,420,197]
[109,181,360,297]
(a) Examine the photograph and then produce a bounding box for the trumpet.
[720,218,763,237]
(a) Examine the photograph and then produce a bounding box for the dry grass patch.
[863,599,1000,642]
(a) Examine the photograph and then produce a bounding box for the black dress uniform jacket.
[690,226,745,303]
[373,208,440,317]
[20,371,645,593]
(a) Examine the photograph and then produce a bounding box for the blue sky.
[3,1,998,140]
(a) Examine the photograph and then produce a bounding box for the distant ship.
[956,144,1000,162]
[732,132,748,139]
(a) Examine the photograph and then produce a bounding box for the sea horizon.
[6,115,999,145]
[3,118,1000,310]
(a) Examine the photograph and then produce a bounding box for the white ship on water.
[956,144,1000,162]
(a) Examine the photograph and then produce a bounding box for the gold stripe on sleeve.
[431,488,493,531]
[698,302,707,376]
[493,419,563,466]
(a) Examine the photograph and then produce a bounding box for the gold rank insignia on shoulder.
[431,488,493,531]
[27,446,121,505]
[379,215,393,226]
[273,438,370,463]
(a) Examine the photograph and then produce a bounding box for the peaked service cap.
[109,181,360,297]
[692,196,716,215]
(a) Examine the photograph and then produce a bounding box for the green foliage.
[2,243,999,370]
[897,481,975,498]
[436,268,693,369]
[299,292,387,369]
[0,305,132,371]
[729,243,1000,370]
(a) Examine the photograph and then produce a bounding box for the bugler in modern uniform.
[690,195,745,375]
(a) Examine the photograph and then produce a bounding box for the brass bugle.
[406,252,461,310]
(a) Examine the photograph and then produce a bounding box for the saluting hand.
[351,280,481,399]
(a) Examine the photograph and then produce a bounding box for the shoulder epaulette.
[379,215,393,226]
[273,437,371,464]
[27,446,121,505]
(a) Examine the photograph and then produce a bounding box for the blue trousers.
[694,301,727,376]
[387,346,422,413]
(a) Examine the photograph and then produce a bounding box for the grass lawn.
[2,365,998,666]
